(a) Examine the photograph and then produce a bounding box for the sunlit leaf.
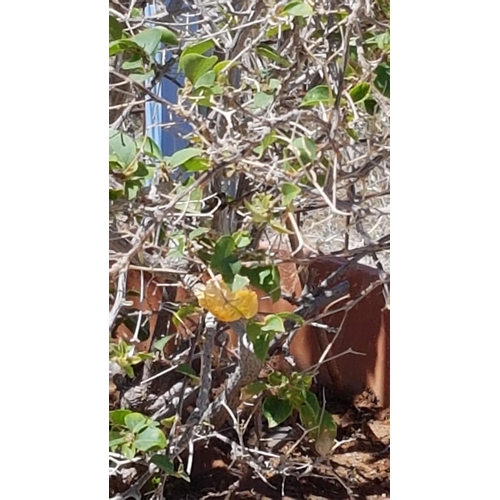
[244,381,267,396]
[109,130,136,167]
[158,27,179,46]
[211,235,241,281]
[180,54,218,84]
[109,409,132,426]
[281,182,301,206]
[194,275,258,322]
[252,92,274,109]
[194,70,216,89]
[247,321,275,361]
[180,39,214,59]
[170,147,203,168]
[240,265,281,302]
[153,335,175,352]
[132,28,162,55]
[301,85,333,106]
[125,413,149,434]
[134,427,167,452]
[283,1,314,17]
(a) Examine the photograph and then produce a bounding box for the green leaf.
[122,56,144,71]
[131,353,156,368]
[123,364,135,378]
[363,97,379,116]
[194,70,216,89]
[314,411,338,456]
[269,78,281,90]
[189,227,210,239]
[176,363,199,383]
[181,54,218,85]
[349,82,370,103]
[266,23,292,38]
[121,443,136,460]
[301,85,333,106]
[299,390,321,433]
[256,44,291,67]
[270,220,294,235]
[374,62,390,98]
[190,87,214,108]
[262,314,285,333]
[247,322,275,362]
[263,396,293,427]
[240,265,281,302]
[268,371,289,386]
[132,28,162,55]
[346,127,359,141]
[231,274,250,293]
[214,60,235,76]
[253,133,278,158]
[129,70,155,83]
[109,188,123,201]
[109,431,127,449]
[283,1,314,17]
[366,31,390,50]
[109,16,123,41]
[158,27,179,46]
[281,182,301,206]
[252,92,274,110]
[109,130,136,167]
[136,136,162,159]
[243,194,273,223]
[180,39,214,60]
[290,136,316,164]
[173,305,198,327]
[319,411,337,437]
[160,416,176,428]
[183,157,209,172]
[109,39,141,56]
[170,147,203,168]
[233,231,252,248]
[245,381,267,396]
[277,312,304,326]
[212,235,236,258]
[135,427,167,452]
[151,454,175,473]
[375,0,390,17]
[299,402,317,431]
[152,335,175,352]
[211,235,241,281]
[125,413,149,433]
[176,364,196,377]
[109,410,132,427]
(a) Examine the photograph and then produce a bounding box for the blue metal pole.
[144,1,190,156]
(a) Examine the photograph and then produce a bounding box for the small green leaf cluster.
[246,371,337,449]
[109,410,189,481]
[109,339,154,378]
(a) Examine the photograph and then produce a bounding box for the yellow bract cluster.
[194,275,258,322]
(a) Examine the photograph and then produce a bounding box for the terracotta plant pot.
[291,256,389,407]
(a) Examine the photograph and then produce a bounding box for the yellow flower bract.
[194,275,258,322]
